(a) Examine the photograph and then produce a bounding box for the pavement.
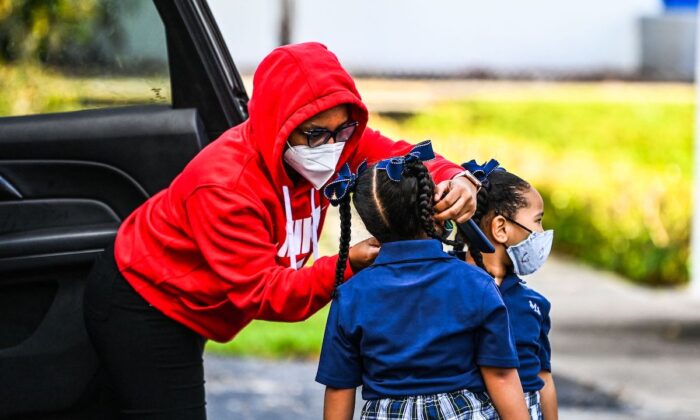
[203,254,700,419]
[530,256,700,419]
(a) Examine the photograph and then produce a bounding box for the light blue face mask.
[503,216,554,276]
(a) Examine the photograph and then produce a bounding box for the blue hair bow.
[376,140,435,182]
[323,161,368,206]
[462,159,503,184]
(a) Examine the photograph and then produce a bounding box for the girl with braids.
[315,142,530,420]
[454,160,558,420]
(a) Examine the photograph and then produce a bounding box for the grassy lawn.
[386,98,693,287]
[206,306,330,359]
[0,65,170,116]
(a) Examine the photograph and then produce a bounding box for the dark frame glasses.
[302,120,359,148]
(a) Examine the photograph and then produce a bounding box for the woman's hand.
[348,237,381,273]
[433,176,478,223]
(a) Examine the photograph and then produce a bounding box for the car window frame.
[155,0,249,141]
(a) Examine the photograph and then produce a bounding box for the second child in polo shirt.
[454,160,559,420]
[316,142,530,420]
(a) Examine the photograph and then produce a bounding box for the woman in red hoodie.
[83,42,480,419]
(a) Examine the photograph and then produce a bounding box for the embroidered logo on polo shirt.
[529,300,541,316]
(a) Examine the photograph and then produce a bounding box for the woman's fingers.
[435,193,469,222]
[433,180,451,203]
[366,237,381,248]
[348,237,381,272]
[434,177,477,222]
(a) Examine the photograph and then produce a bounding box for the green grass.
[205,306,330,359]
[0,64,170,116]
[372,93,694,288]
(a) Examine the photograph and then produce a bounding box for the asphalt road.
[203,356,634,420]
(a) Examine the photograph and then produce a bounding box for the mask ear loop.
[500,213,534,234]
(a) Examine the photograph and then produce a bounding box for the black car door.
[0,0,248,417]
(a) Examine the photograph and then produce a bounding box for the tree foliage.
[0,0,124,67]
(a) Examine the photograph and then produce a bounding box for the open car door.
[0,1,248,417]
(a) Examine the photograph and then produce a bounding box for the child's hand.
[348,237,381,273]
[433,176,478,223]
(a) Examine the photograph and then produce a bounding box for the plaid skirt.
[360,390,542,420]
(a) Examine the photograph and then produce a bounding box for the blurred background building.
[208,0,697,80]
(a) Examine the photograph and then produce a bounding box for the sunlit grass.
[205,306,330,359]
[370,97,693,287]
[0,64,170,117]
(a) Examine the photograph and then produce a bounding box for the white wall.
[209,0,662,75]
[208,0,283,73]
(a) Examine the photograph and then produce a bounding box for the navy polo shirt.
[315,239,519,400]
[499,274,552,392]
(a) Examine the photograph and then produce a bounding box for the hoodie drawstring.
[282,186,297,270]
[282,186,320,270]
[310,189,320,260]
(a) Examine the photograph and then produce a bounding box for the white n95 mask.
[283,142,345,189]
[506,230,554,276]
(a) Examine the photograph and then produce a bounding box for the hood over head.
[247,42,368,187]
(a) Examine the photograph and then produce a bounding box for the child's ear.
[490,215,509,244]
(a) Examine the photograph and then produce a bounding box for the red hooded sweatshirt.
[114,42,464,342]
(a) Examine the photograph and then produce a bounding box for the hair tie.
[462,159,503,189]
[376,140,435,182]
[323,161,368,206]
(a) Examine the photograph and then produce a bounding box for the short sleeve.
[538,303,552,372]
[475,281,520,368]
[315,298,363,389]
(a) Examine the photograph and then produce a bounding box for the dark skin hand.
[348,237,381,273]
[434,176,478,224]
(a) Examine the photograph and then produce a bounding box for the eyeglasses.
[301,120,359,148]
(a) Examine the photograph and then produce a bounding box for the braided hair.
[456,170,530,274]
[332,194,352,298]
[332,159,462,297]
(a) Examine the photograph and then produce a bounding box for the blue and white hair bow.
[376,140,436,182]
[462,159,503,185]
[323,161,368,206]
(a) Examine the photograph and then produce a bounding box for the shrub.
[372,97,693,286]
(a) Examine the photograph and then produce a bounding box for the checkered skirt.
[360,390,541,420]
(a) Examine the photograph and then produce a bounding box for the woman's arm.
[323,387,355,420]
[185,186,347,323]
[480,367,529,420]
[538,370,558,420]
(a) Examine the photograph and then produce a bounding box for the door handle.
[0,174,22,200]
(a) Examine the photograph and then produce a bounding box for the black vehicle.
[0,1,249,417]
